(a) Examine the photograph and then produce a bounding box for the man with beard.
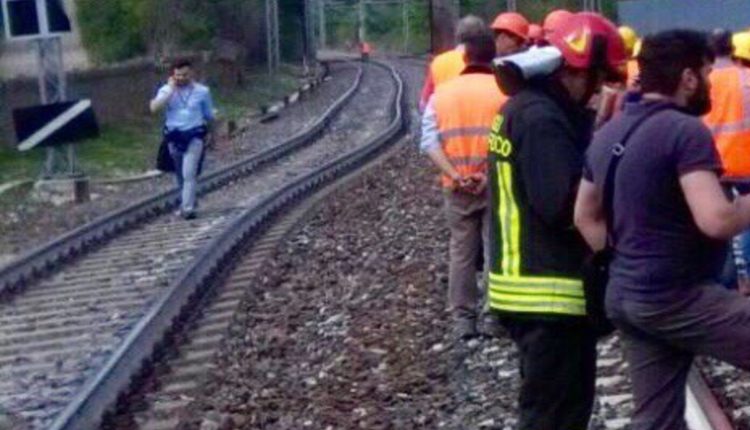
[575,30,750,430]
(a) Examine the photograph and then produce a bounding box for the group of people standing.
[420,9,750,430]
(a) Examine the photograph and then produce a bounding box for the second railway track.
[0,59,404,430]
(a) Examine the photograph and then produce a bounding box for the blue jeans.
[168,138,203,213]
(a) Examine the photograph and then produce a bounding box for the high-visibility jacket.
[487,83,592,318]
[626,59,639,89]
[420,48,467,110]
[431,49,466,87]
[433,67,506,188]
[704,59,750,178]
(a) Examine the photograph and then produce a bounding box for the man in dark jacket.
[487,13,627,430]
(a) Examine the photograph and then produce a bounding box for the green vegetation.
[321,0,620,54]
[0,67,302,183]
[76,0,223,63]
[0,122,159,183]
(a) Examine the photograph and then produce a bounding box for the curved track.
[0,60,404,430]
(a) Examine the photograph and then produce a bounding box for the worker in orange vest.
[705,30,750,294]
[491,12,530,56]
[705,29,750,180]
[420,31,507,339]
[360,41,372,61]
[419,15,486,112]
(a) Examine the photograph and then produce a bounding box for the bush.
[77,0,147,63]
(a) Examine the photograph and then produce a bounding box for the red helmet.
[528,24,544,42]
[491,12,530,40]
[547,12,627,80]
[543,9,573,36]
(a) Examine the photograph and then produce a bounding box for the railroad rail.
[0,59,403,429]
[49,59,404,430]
[0,61,359,298]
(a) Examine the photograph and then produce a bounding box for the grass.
[0,65,303,184]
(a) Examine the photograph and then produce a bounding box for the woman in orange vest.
[420,32,507,339]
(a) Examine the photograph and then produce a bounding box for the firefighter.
[704,30,750,294]
[420,31,507,339]
[419,15,487,111]
[490,12,530,56]
[488,12,626,429]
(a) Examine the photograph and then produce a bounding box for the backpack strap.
[603,103,676,246]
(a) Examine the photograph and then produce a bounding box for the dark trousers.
[505,319,597,430]
[607,283,750,430]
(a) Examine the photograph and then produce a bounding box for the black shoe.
[453,317,478,340]
[178,209,197,220]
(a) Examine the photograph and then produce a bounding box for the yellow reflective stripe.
[490,284,584,299]
[488,290,585,305]
[488,272,586,316]
[496,161,520,276]
[501,162,521,275]
[497,161,511,275]
[489,272,581,286]
[488,299,586,316]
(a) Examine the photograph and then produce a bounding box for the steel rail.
[686,367,735,430]
[0,62,362,297]
[47,60,405,430]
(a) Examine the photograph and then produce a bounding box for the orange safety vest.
[430,49,466,88]
[626,59,639,89]
[704,59,750,178]
[433,71,507,188]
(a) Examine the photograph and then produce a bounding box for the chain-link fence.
[316,0,619,56]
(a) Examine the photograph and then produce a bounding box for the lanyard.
[176,85,195,108]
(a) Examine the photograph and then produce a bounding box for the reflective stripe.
[448,156,486,167]
[488,274,586,316]
[496,161,521,276]
[489,275,584,299]
[709,68,750,135]
[438,126,492,141]
[488,295,586,316]
[709,117,750,134]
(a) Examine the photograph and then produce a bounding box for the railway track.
[0,59,405,429]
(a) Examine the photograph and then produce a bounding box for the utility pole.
[402,0,410,53]
[429,0,459,54]
[358,0,366,43]
[318,0,327,49]
[303,0,316,73]
[266,0,280,74]
[506,0,516,12]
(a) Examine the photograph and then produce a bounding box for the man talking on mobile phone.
[150,59,215,220]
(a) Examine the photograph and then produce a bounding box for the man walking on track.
[488,12,626,429]
[151,59,215,220]
[419,15,486,112]
[420,31,507,340]
[575,30,750,430]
